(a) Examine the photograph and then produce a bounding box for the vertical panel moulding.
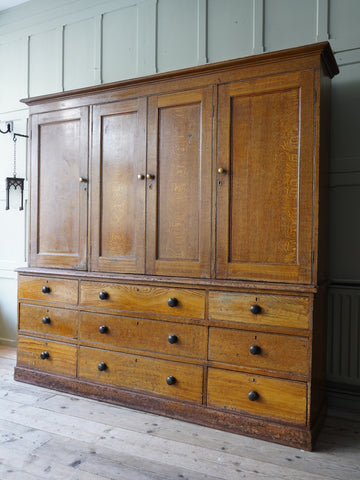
[26,35,31,99]
[228,95,234,264]
[357,295,360,381]
[327,290,334,376]
[99,114,104,259]
[137,0,157,76]
[316,0,329,42]
[94,14,103,85]
[197,0,207,65]
[341,295,351,381]
[252,0,264,54]
[58,25,65,92]
[350,293,359,382]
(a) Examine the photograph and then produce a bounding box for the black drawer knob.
[248,390,259,401]
[99,325,108,334]
[42,286,51,294]
[42,316,51,325]
[98,362,107,371]
[99,291,109,300]
[250,304,261,315]
[249,345,261,355]
[168,297,178,308]
[40,351,50,360]
[168,334,178,344]
[166,375,176,385]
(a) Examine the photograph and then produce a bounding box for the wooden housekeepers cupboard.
[15,42,338,450]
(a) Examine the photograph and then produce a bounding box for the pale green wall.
[0,0,359,386]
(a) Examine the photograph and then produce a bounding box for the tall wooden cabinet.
[15,42,338,450]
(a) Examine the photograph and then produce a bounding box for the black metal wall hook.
[0,123,11,134]
[13,132,29,139]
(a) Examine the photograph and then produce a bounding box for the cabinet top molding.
[22,42,338,107]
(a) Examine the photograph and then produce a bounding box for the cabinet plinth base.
[14,366,324,451]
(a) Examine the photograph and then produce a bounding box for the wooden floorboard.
[0,346,359,480]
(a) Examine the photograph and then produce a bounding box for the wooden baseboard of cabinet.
[14,366,324,451]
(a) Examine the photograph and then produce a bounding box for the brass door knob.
[146,173,154,180]
[79,177,88,183]
[137,174,145,180]
[217,167,225,174]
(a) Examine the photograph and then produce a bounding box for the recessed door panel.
[30,107,88,269]
[216,71,314,283]
[91,99,146,273]
[147,88,213,277]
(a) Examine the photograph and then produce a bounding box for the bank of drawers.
[17,274,311,418]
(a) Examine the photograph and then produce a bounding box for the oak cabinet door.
[91,99,147,273]
[30,107,89,269]
[146,87,213,278]
[216,71,315,283]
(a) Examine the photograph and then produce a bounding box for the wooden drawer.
[78,346,203,403]
[208,328,308,375]
[79,312,207,359]
[80,281,205,319]
[207,368,306,424]
[17,336,77,377]
[208,291,310,329]
[19,304,78,339]
[18,275,78,305]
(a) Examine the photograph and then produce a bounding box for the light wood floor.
[0,346,359,480]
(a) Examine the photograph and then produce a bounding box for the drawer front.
[80,281,205,319]
[79,312,207,359]
[208,328,308,375]
[17,336,77,377]
[207,368,306,424]
[209,291,309,329]
[19,304,78,339]
[78,346,203,403]
[18,275,78,305]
